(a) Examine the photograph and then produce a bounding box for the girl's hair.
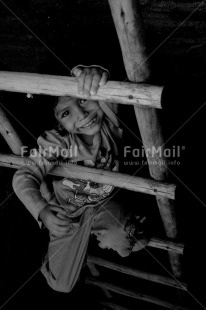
[41,95,64,135]
[51,96,71,136]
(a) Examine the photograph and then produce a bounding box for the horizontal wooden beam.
[85,278,189,310]
[0,71,162,108]
[99,301,131,310]
[148,237,184,254]
[87,255,186,290]
[0,154,175,199]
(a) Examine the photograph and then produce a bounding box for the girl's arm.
[12,130,64,226]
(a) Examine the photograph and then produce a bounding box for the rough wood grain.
[148,237,184,254]
[88,255,186,289]
[108,0,181,279]
[0,154,176,199]
[0,71,162,108]
[86,278,189,310]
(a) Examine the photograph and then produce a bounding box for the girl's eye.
[62,110,70,118]
[79,99,87,106]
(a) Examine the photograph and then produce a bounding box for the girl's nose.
[75,105,88,121]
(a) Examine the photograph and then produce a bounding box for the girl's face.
[55,96,104,143]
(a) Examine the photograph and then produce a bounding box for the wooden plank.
[99,301,131,310]
[108,0,182,279]
[87,255,186,289]
[85,278,189,310]
[0,154,176,199]
[0,71,162,108]
[148,237,183,254]
[0,106,23,155]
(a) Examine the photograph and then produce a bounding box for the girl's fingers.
[77,68,108,96]
[84,71,94,97]
[56,213,69,220]
[55,225,69,232]
[78,70,87,95]
[99,71,109,86]
[72,67,82,78]
[53,216,70,226]
[90,74,101,95]
[52,225,70,237]
[49,205,67,216]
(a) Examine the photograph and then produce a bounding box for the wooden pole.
[148,237,183,254]
[99,302,130,310]
[0,154,175,199]
[88,256,186,289]
[86,279,189,310]
[0,71,162,108]
[108,0,182,278]
[0,105,23,155]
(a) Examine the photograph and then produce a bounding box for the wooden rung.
[0,154,176,199]
[99,301,131,310]
[87,256,187,290]
[85,278,189,310]
[0,71,162,109]
[148,237,184,254]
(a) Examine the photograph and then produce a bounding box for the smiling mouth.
[81,116,97,128]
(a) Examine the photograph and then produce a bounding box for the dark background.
[1,1,206,309]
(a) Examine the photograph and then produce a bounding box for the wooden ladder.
[0,1,188,309]
[84,1,188,309]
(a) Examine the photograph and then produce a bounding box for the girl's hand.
[39,204,71,237]
[72,66,109,97]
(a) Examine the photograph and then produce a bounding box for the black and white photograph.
[0,1,206,309]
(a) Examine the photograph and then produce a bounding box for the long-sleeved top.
[13,110,122,225]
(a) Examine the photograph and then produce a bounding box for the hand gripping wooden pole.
[108,0,182,279]
[0,71,162,109]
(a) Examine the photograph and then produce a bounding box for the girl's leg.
[41,207,94,293]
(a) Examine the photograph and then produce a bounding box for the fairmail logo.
[124,145,185,158]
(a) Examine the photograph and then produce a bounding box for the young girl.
[12,66,149,293]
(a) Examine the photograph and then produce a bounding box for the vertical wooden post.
[0,105,23,155]
[108,0,182,279]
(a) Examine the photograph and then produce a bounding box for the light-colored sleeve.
[12,130,66,226]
